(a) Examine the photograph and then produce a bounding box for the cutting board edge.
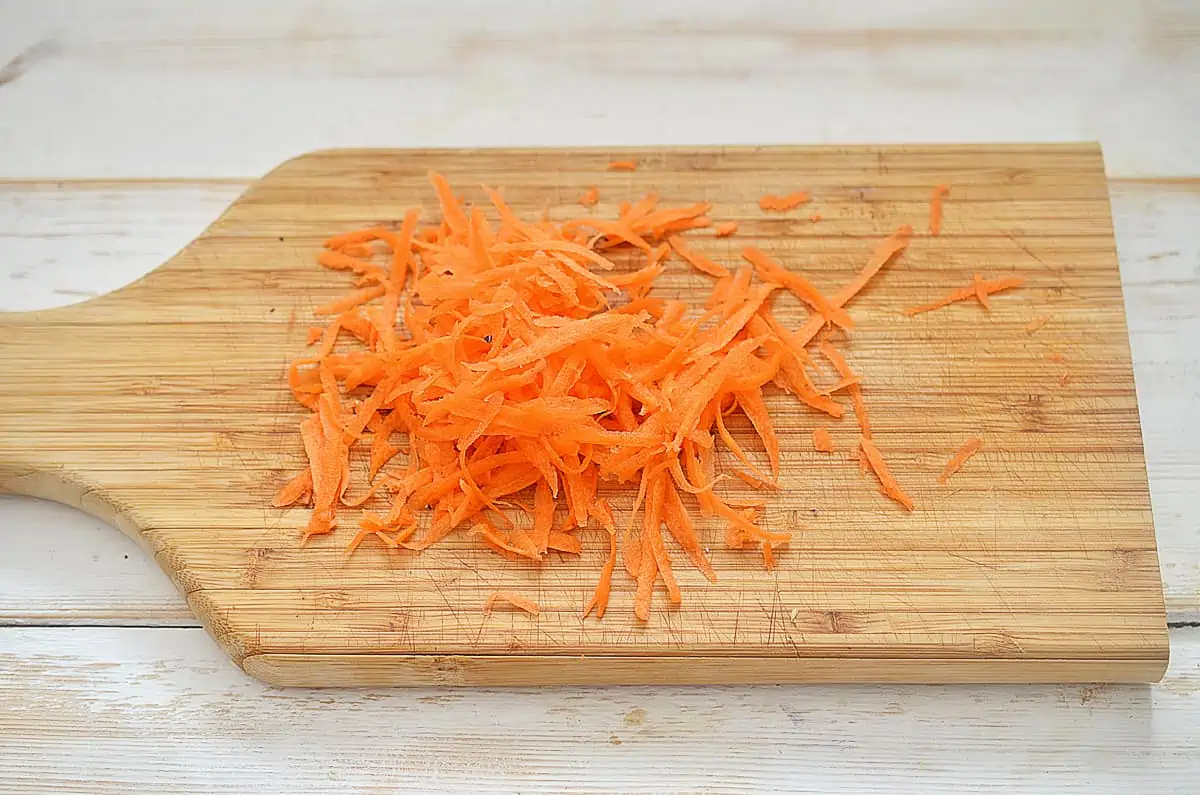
[241,650,1170,687]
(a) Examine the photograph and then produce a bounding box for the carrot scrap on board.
[929,184,950,236]
[714,221,739,237]
[939,437,982,484]
[579,186,600,207]
[485,591,541,616]
[860,436,914,511]
[1025,315,1052,334]
[607,160,638,171]
[902,275,1024,316]
[276,169,928,623]
[759,192,811,212]
[812,428,835,453]
[809,213,822,223]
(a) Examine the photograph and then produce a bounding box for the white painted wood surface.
[1,0,1198,791]
[0,626,1195,794]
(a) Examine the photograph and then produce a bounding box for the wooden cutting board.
[0,145,1168,686]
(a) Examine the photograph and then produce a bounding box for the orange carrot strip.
[314,285,387,316]
[742,246,854,330]
[273,470,313,507]
[812,428,835,453]
[547,531,582,554]
[793,225,912,346]
[429,170,469,238]
[1025,315,1052,334]
[607,160,638,171]
[860,436,914,511]
[817,337,870,438]
[662,479,717,582]
[583,504,617,619]
[531,479,554,554]
[903,276,1024,316]
[929,184,949,236]
[579,186,599,207]
[713,221,738,237]
[759,191,810,212]
[939,437,982,484]
[736,387,780,482]
[668,235,730,278]
[484,591,540,616]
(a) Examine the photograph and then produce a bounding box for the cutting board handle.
[0,294,159,541]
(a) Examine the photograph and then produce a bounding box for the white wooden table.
[2,2,1199,792]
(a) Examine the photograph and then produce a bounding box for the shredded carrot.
[758,192,810,212]
[809,214,822,223]
[939,437,982,484]
[277,170,930,623]
[1025,315,1052,334]
[668,235,729,278]
[929,184,949,236]
[903,275,1024,316]
[743,247,853,330]
[812,428,835,453]
[713,221,738,237]
[607,160,638,171]
[484,591,540,616]
[860,436,914,511]
[579,186,599,207]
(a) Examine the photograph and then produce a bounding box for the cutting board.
[0,145,1168,686]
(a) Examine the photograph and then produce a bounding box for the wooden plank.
[1,2,1199,179]
[0,625,1197,792]
[1,179,1196,627]
[0,146,1169,683]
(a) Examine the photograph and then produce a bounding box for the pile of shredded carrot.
[273,171,986,622]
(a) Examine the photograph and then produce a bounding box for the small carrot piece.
[972,273,992,311]
[484,591,540,616]
[742,246,854,330]
[758,191,810,212]
[1026,315,1052,334]
[903,276,1023,316]
[273,470,313,507]
[607,160,638,171]
[809,213,822,223]
[547,531,582,554]
[939,437,982,484]
[579,186,599,207]
[668,235,730,278]
[713,221,738,237]
[860,436,914,511]
[812,428,835,453]
[929,184,949,236]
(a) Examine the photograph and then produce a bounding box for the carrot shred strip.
[860,436,914,511]
[758,191,810,212]
[939,436,983,484]
[484,591,540,616]
[903,275,1023,316]
[929,184,949,236]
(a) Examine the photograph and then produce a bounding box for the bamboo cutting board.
[0,145,1168,686]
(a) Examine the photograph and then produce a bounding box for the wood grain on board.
[0,145,1169,685]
